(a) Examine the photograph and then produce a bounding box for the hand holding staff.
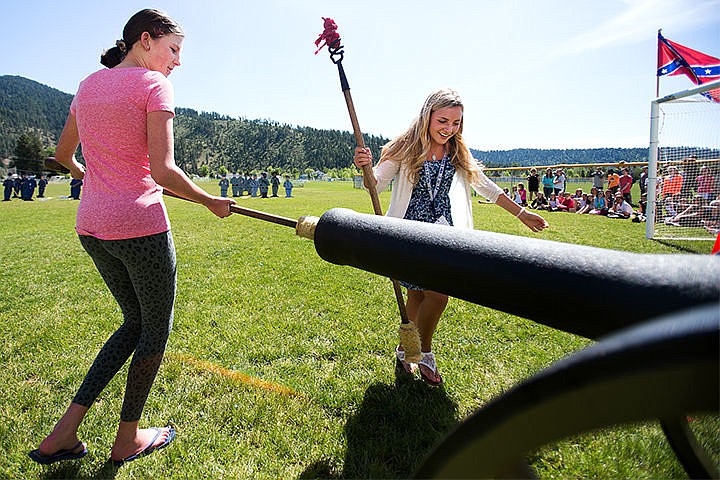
[315,18,422,363]
[44,157,84,179]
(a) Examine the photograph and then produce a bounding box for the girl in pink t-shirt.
[517,183,528,206]
[29,9,235,467]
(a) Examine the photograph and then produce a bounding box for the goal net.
[646,79,720,241]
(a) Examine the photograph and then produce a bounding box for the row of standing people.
[218,172,293,198]
[3,174,82,201]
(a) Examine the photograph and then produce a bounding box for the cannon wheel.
[662,416,719,479]
[413,305,719,479]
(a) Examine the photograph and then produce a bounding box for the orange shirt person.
[662,166,683,198]
[607,170,620,193]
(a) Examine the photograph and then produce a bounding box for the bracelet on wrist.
[515,207,526,218]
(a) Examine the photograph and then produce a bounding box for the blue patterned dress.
[401,153,456,290]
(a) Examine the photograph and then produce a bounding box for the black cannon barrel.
[313,208,720,340]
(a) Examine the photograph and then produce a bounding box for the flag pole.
[656,29,662,98]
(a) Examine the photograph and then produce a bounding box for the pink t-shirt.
[70,67,174,240]
[697,174,716,194]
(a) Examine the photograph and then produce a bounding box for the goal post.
[646,79,720,241]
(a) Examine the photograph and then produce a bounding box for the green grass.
[0,180,716,479]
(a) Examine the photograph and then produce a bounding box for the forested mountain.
[471,147,649,169]
[0,76,73,159]
[172,108,388,174]
[1,75,651,175]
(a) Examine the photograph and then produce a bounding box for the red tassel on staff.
[314,17,340,55]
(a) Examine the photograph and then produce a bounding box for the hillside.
[1,75,651,174]
[0,76,73,160]
[470,147,649,169]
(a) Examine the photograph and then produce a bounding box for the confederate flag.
[657,32,720,102]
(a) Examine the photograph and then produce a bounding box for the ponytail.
[100,41,127,68]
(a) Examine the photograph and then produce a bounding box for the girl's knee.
[426,290,449,305]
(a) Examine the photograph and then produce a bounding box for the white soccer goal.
[646,79,720,240]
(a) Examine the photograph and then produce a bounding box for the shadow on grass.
[655,239,711,254]
[300,367,459,479]
[40,460,118,480]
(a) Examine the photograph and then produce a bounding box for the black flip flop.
[28,441,87,465]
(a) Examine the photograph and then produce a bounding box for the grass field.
[1,180,716,479]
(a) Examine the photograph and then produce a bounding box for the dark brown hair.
[100,9,183,68]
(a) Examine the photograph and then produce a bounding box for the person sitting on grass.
[702,196,720,234]
[664,196,710,227]
[547,192,560,211]
[607,193,633,218]
[589,190,607,215]
[517,182,528,206]
[661,165,683,217]
[512,185,522,205]
[573,192,587,212]
[557,192,576,212]
[603,190,615,214]
[631,193,648,222]
[576,194,593,214]
[530,191,548,210]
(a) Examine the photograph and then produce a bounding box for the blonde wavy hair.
[379,88,483,185]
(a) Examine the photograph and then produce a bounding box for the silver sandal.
[418,352,443,386]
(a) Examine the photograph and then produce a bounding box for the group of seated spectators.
[521,187,639,219]
[509,166,641,220]
[504,159,719,232]
[658,161,720,234]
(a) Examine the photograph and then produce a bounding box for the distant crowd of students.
[3,173,82,201]
[218,172,294,198]
[505,160,720,232]
[506,166,642,220]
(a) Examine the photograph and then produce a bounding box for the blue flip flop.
[112,426,176,467]
[28,441,88,465]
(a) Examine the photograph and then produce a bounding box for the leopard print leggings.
[73,231,176,422]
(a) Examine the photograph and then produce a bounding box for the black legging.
[73,231,176,422]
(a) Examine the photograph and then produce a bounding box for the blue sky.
[1,0,719,150]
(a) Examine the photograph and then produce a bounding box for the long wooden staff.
[315,18,422,363]
[161,189,298,227]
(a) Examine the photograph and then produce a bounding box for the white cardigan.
[373,158,504,229]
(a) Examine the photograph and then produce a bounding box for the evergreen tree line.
[2,75,668,177]
[470,147,649,169]
[173,108,387,176]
